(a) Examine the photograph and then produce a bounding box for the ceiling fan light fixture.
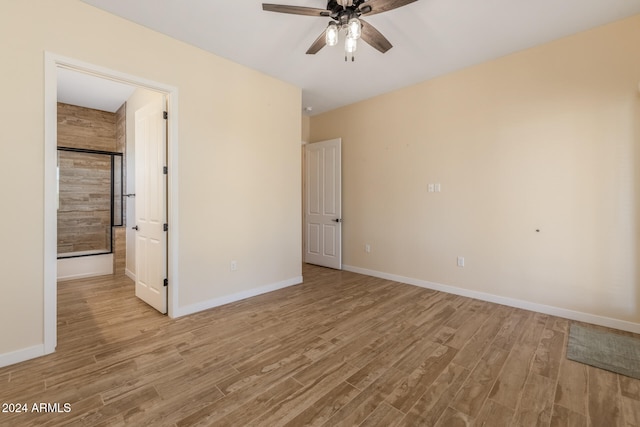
[326,22,339,46]
[345,35,357,53]
[347,17,361,40]
[344,35,357,62]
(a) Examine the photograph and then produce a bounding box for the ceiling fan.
[262,0,417,60]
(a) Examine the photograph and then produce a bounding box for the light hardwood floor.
[1,264,639,426]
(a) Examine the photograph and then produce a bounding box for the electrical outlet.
[230,260,237,271]
[428,183,435,192]
[457,256,465,267]
[365,244,371,253]
[435,183,441,192]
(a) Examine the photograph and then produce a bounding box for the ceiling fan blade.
[306,30,327,54]
[262,4,330,17]
[360,19,393,53]
[358,0,417,16]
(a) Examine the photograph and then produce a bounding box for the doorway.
[44,53,179,355]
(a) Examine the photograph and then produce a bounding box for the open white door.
[134,99,167,313]
[305,138,342,269]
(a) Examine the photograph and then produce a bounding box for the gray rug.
[567,324,640,379]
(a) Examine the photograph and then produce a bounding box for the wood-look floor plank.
[488,341,538,410]
[513,373,555,426]
[249,362,360,426]
[587,366,624,427]
[214,378,303,427]
[396,362,469,427]
[345,341,419,391]
[451,344,509,417]
[325,366,406,426]
[491,310,531,351]
[174,364,312,427]
[519,312,549,343]
[3,351,97,388]
[433,406,474,426]
[550,404,587,427]
[531,323,565,380]
[444,311,491,350]
[124,376,224,426]
[554,357,588,415]
[95,385,163,426]
[474,399,515,427]
[283,380,360,426]
[359,402,404,427]
[451,306,511,369]
[386,344,458,413]
[1,264,639,427]
[620,375,640,401]
[621,396,640,427]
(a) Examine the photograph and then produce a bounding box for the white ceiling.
[57,67,136,112]
[80,0,640,115]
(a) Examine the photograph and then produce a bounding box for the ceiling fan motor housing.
[328,0,367,19]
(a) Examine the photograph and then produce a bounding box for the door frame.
[44,52,180,354]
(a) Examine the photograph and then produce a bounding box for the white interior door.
[134,99,167,313]
[305,138,342,269]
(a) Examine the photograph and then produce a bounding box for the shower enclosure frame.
[56,146,124,259]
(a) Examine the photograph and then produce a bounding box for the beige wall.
[0,1,301,359]
[310,15,640,326]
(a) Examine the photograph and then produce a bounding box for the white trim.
[0,345,46,369]
[125,268,136,282]
[343,264,640,334]
[166,92,179,319]
[174,276,303,318]
[43,52,180,364]
[44,53,58,356]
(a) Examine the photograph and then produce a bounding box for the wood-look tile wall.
[57,102,127,259]
[57,103,117,152]
[115,103,126,153]
[57,151,112,254]
[112,226,126,275]
[115,103,126,225]
[113,103,127,275]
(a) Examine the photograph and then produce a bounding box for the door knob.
[132,225,139,231]
[332,218,342,223]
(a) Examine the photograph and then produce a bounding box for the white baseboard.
[57,254,113,281]
[343,264,640,334]
[125,268,136,282]
[174,276,303,318]
[0,344,48,368]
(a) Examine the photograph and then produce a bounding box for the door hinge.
[163,278,168,287]
[163,166,168,175]
[163,223,168,232]
[163,111,168,120]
